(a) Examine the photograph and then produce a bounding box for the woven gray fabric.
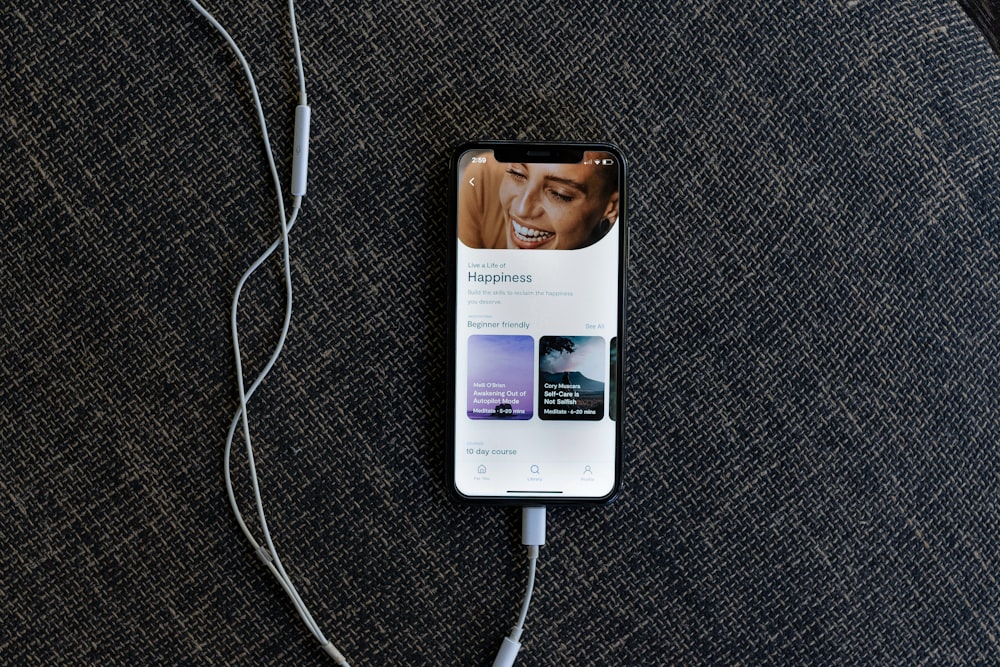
[2,1,997,665]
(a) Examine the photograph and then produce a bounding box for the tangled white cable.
[185,1,342,663]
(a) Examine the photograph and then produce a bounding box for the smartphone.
[447,140,627,504]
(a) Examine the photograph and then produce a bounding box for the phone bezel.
[446,140,628,506]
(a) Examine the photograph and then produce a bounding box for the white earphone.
[188,4,546,665]
[185,1,346,664]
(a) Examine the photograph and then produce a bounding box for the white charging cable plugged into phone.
[493,506,547,667]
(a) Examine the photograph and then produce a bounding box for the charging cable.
[185,1,343,664]
[493,506,547,667]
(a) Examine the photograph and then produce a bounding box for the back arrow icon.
[469,177,475,187]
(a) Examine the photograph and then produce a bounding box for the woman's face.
[499,159,618,249]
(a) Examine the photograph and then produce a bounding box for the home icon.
[477,465,487,474]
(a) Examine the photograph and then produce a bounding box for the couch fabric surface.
[2,1,998,665]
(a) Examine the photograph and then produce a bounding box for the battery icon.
[602,158,614,165]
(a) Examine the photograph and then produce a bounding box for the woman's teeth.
[512,219,554,242]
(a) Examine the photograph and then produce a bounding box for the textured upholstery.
[2,1,997,664]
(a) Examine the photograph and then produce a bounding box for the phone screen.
[448,141,626,503]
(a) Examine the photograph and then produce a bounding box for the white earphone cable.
[187,1,345,663]
[492,507,546,667]
[289,0,307,105]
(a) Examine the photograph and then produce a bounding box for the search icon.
[530,464,540,475]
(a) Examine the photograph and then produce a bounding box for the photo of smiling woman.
[458,151,619,250]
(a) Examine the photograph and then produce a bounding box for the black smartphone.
[447,140,627,504]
